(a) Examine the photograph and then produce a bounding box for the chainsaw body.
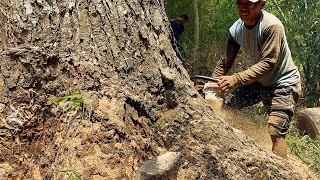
[191,75,224,112]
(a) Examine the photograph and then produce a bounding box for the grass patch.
[287,126,320,174]
[49,92,84,111]
[49,92,94,121]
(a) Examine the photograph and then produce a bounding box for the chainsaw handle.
[190,75,219,82]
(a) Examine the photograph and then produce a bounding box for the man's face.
[236,0,264,24]
[181,19,188,24]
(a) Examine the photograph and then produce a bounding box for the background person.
[170,14,189,58]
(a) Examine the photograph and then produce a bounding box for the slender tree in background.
[270,0,287,21]
[193,0,200,62]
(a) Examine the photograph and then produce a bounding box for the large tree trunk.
[0,0,316,179]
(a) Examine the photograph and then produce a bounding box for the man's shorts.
[224,81,301,136]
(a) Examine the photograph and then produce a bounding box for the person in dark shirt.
[170,14,188,41]
[170,14,189,59]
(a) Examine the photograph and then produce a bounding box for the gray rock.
[139,152,182,180]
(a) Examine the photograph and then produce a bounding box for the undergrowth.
[287,125,320,174]
[238,102,267,124]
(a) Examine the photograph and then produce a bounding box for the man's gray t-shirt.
[229,10,300,87]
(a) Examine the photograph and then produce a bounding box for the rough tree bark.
[0,0,316,179]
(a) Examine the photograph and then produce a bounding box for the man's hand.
[217,75,238,94]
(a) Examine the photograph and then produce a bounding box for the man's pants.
[224,81,301,137]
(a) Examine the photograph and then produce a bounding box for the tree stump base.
[295,108,320,139]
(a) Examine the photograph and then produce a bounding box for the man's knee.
[268,111,291,138]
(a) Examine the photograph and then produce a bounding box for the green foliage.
[49,92,94,121]
[87,106,94,121]
[287,126,320,173]
[166,0,237,45]
[52,169,82,180]
[265,0,320,107]
[239,102,267,119]
[49,92,84,111]
[166,0,238,75]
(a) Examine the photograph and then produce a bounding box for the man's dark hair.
[180,14,189,21]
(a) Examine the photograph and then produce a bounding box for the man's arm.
[234,24,283,85]
[213,33,240,77]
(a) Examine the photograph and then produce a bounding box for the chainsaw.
[190,75,220,95]
[190,75,224,112]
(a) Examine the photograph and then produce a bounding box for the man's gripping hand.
[217,75,239,94]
